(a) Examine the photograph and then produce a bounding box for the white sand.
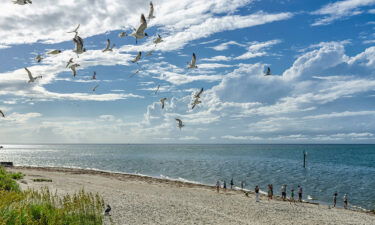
[9,167,375,225]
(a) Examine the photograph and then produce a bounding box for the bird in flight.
[35,54,43,63]
[118,31,127,38]
[102,39,115,52]
[66,58,74,68]
[69,63,80,77]
[194,88,204,99]
[191,98,202,109]
[148,2,156,20]
[175,118,184,130]
[153,34,163,46]
[73,35,86,55]
[154,85,160,95]
[25,67,42,83]
[0,110,5,118]
[67,24,80,36]
[265,67,271,76]
[132,52,142,63]
[160,97,167,109]
[48,50,62,55]
[130,14,148,44]
[92,71,96,80]
[188,53,198,69]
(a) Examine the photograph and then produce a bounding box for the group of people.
[215,179,349,209]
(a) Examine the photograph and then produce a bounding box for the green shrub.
[10,172,24,180]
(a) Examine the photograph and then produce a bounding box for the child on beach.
[333,192,337,207]
[255,185,260,202]
[230,178,234,189]
[216,180,220,193]
[343,194,348,209]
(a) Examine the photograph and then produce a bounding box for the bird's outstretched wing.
[136,14,147,35]
[148,2,155,19]
[0,110,4,117]
[25,67,33,80]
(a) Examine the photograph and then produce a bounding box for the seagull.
[153,34,163,46]
[175,118,184,130]
[69,63,80,77]
[67,24,80,36]
[130,14,148,44]
[265,67,271,76]
[66,58,74,68]
[102,39,115,52]
[194,88,204,99]
[154,85,160,94]
[188,53,198,69]
[104,205,111,216]
[129,69,141,78]
[160,97,167,109]
[191,98,202,109]
[48,50,62,55]
[146,50,154,56]
[13,0,32,5]
[148,2,155,20]
[92,71,96,80]
[73,35,86,55]
[118,31,127,38]
[0,110,4,118]
[35,54,43,63]
[25,67,42,83]
[92,85,99,92]
[131,52,142,63]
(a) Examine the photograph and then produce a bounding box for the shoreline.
[10,166,374,214]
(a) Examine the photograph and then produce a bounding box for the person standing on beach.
[255,185,260,202]
[343,194,348,209]
[298,185,303,202]
[268,184,273,200]
[223,180,227,191]
[230,178,234,189]
[290,188,295,204]
[241,181,245,189]
[281,184,287,201]
[216,180,220,193]
[333,192,338,207]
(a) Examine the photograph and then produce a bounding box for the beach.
[8,166,375,225]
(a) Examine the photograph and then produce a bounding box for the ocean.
[1,144,374,210]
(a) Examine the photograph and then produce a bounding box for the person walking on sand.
[216,180,220,193]
[255,185,260,202]
[343,194,348,209]
[281,184,287,201]
[333,192,338,207]
[223,180,227,191]
[298,185,303,202]
[230,178,234,189]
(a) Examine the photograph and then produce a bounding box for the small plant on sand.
[10,172,24,180]
[32,178,52,182]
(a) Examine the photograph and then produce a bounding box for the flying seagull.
[188,53,198,69]
[175,118,184,130]
[130,14,148,44]
[13,0,32,5]
[92,85,99,92]
[148,2,155,20]
[131,52,142,63]
[118,31,127,38]
[92,71,96,80]
[69,63,80,77]
[35,54,43,63]
[48,50,62,55]
[153,34,163,46]
[104,205,111,216]
[265,67,271,76]
[154,85,160,95]
[102,39,115,52]
[191,98,202,109]
[160,97,167,109]
[67,24,80,35]
[25,67,42,83]
[0,110,4,118]
[73,35,86,55]
[194,88,204,99]
[66,58,74,68]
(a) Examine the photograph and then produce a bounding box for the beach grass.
[0,167,105,225]
[32,178,53,182]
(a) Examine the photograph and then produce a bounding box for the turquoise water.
[1,144,374,210]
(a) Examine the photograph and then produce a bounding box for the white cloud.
[312,0,375,26]
[210,41,245,51]
[235,39,281,60]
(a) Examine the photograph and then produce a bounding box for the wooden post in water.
[303,151,307,168]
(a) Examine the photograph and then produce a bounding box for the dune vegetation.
[0,167,104,225]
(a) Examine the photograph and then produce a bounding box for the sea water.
[1,144,374,210]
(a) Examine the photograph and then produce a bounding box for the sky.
[0,0,375,144]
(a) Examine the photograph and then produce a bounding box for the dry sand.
[9,167,375,225]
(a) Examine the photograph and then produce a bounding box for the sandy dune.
[9,167,375,225]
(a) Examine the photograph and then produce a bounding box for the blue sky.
[1,0,375,143]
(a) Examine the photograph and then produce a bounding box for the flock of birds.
[2,1,274,131]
